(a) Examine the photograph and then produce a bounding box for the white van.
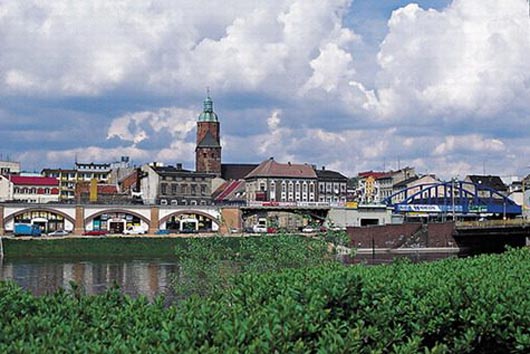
[123,226,146,235]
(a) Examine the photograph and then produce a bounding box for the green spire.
[198,88,218,122]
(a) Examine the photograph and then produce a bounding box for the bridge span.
[0,203,235,235]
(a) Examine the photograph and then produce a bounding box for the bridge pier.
[219,208,242,234]
[149,206,159,234]
[74,206,85,235]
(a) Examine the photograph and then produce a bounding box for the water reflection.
[0,258,178,300]
[0,253,460,299]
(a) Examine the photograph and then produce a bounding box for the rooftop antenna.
[206,86,210,97]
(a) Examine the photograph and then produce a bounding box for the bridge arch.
[85,209,151,233]
[159,209,220,232]
[4,207,76,232]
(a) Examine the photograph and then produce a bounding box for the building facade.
[140,163,214,206]
[42,162,112,201]
[0,175,59,203]
[244,158,318,203]
[195,95,222,176]
[0,160,21,175]
[314,166,348,203]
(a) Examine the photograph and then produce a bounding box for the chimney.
[322,166,326,170]
[176,163,182,170]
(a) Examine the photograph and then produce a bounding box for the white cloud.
[375,0,530,120]
[433,135,505,156]
[107,107,197,145]
[0,0,359,97]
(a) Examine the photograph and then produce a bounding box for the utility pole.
[451,178,455,221]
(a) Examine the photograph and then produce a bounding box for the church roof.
[197,130,221,148]
[198,95,219,122]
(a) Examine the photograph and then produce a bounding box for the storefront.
[89,212,145,234]
[12,210,72,233]
[164,213,217,232]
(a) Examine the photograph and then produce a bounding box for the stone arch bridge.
[0,203,243,235]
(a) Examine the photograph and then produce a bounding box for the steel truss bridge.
[382,181,521,217]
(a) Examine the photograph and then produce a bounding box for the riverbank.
[1,237,196,258]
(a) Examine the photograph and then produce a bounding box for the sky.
[1,0,530,180]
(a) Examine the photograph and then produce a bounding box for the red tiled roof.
[215,180,244,201]
[97,185,119,194]
[358,171,389,179]
[245,159,317,179]
[9,175,59,186]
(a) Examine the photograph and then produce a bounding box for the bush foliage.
[0,243,529,352]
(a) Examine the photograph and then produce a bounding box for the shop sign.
[469,205,488,213]
[397,205,441,212]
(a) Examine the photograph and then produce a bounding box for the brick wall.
[347,222,456,248]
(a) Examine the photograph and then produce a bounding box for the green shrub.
[0,248,529,352]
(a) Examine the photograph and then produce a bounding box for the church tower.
[195,93,222,175]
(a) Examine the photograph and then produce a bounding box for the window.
[172,184,178,194]
[161,184,167,195]
[201,184,207,195]
[191,184,197,195]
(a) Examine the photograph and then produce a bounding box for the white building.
[0,175,60,203]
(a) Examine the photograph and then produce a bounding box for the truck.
[14,223,42,237]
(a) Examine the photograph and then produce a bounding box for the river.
[0,252,460,299]
[0,257,178,301]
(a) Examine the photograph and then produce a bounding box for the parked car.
[155,229,170,235]
[302,225,316,233]
[123,226,146,235]
[48,230,69,237]
[328,225,345,231]
[83,230,108,236]
[252,224,268,233]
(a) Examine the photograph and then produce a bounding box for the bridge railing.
[456,219,530,229]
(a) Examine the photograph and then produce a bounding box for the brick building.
[195,95,221,176]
